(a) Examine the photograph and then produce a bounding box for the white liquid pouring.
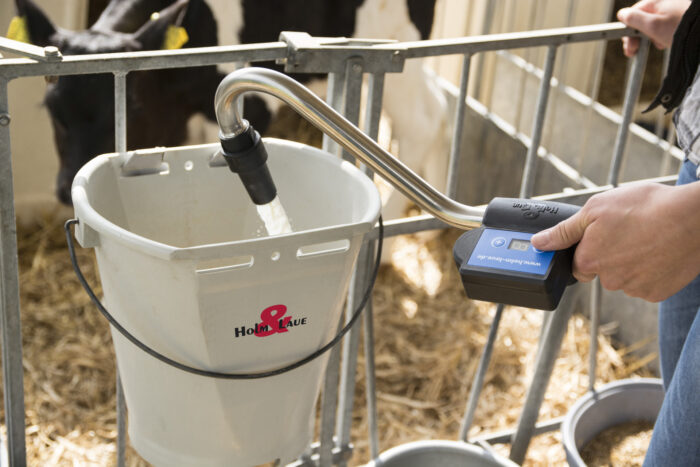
[256,196,293,236]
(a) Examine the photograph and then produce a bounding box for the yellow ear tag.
[7,16,30,44]
[163,25,188,50]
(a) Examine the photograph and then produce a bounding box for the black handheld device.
[453,198,580,311]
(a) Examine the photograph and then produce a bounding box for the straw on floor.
[6,213,655,467]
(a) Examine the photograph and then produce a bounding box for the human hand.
[531,183,700,302]
[617,0,690,57]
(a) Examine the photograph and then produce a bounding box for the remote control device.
[453,198,580,311]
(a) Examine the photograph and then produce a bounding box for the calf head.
[15,0,223,204]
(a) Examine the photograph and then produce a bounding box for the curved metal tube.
[215,67,484,229]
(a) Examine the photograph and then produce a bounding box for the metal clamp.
[279,31,406,74]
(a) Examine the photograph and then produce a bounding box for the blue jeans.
[644,159,700,466]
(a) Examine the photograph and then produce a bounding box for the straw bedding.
[7,212,655,467]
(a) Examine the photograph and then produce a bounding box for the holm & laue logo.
[234,304,309,338]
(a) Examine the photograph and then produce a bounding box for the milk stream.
[256,196,293,236]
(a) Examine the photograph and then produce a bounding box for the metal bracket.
[120,147,168,176]
[0,37,63,62]
[287,441,354,467]
[279,31,405,74]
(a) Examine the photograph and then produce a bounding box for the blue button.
[491,237,506,248]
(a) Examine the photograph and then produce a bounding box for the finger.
[531,211,588,251]
[617,6,656,31]
[622,36,640,57]
[573,270,596,283]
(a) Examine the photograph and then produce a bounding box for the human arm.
[617,0,690,57]
[530,182,700,302]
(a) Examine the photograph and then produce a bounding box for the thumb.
[531,211,587,251]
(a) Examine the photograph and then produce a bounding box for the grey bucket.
[364,440,518,467]
[561,378,664,466]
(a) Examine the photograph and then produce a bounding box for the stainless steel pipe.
[214,67,484,230]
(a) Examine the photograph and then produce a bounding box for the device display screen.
[508,238,530,252]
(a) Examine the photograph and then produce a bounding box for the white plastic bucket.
[364,440,518,467]
[71,139,381,466]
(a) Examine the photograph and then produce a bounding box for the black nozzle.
[220,124,277,205]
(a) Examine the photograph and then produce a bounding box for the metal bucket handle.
[64,216,383,380]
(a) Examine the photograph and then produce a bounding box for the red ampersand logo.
[254,304,292,337]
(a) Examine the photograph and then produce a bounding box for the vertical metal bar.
[447,54,472,199]
[575,0,614,172]
[459,304,504,442]
[341,59,363,163]
[335,60,370,467]
[357,72,384,463]
[320,320,344,467]
[607,38,649,187]
[519,45,558,198]
[514,0,543,133]
[0,78,28,467]
[113,72,127,467]
[541,0,575,152]
[472,1,497,101]
[509,303,575,464]
[323,72,346,157]
[114,72,127,153]
[588,279,602,392]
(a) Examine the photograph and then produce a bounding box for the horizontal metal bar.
[0,23,639,80]
[0,42,288,79]
[471,417,564,445]
[379,22,640,58]
[0,37,61,62]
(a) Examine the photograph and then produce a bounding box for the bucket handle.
[64,217,383,380]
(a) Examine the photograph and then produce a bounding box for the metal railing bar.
[447,53,472,199]
[319,319,344,467]
[471,416,564,445]
[0,24,641,81]
[541,0,576,153]
[0,37,59,61]
[113,72,128,467]
[322,72,345,156]
[607,37,649,186]
[459,303,504,442]
[519,45,558,198]
[0,78,27,467]
[0,42,288,79]
[330,58,365,466]
[386,23,641,59]
[576,0,614,172]
[341,59,364,163]
[509,303,576,464]
[513,1,542,133]
[472,1,497,100]
[359,72,384,462]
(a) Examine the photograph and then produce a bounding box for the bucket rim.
[366,439,519,466]
[71,140,381,260]
[561,377,663,466]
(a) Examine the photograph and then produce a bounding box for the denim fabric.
[644,159,700,466]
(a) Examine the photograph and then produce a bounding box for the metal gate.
[0,6,676,466]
